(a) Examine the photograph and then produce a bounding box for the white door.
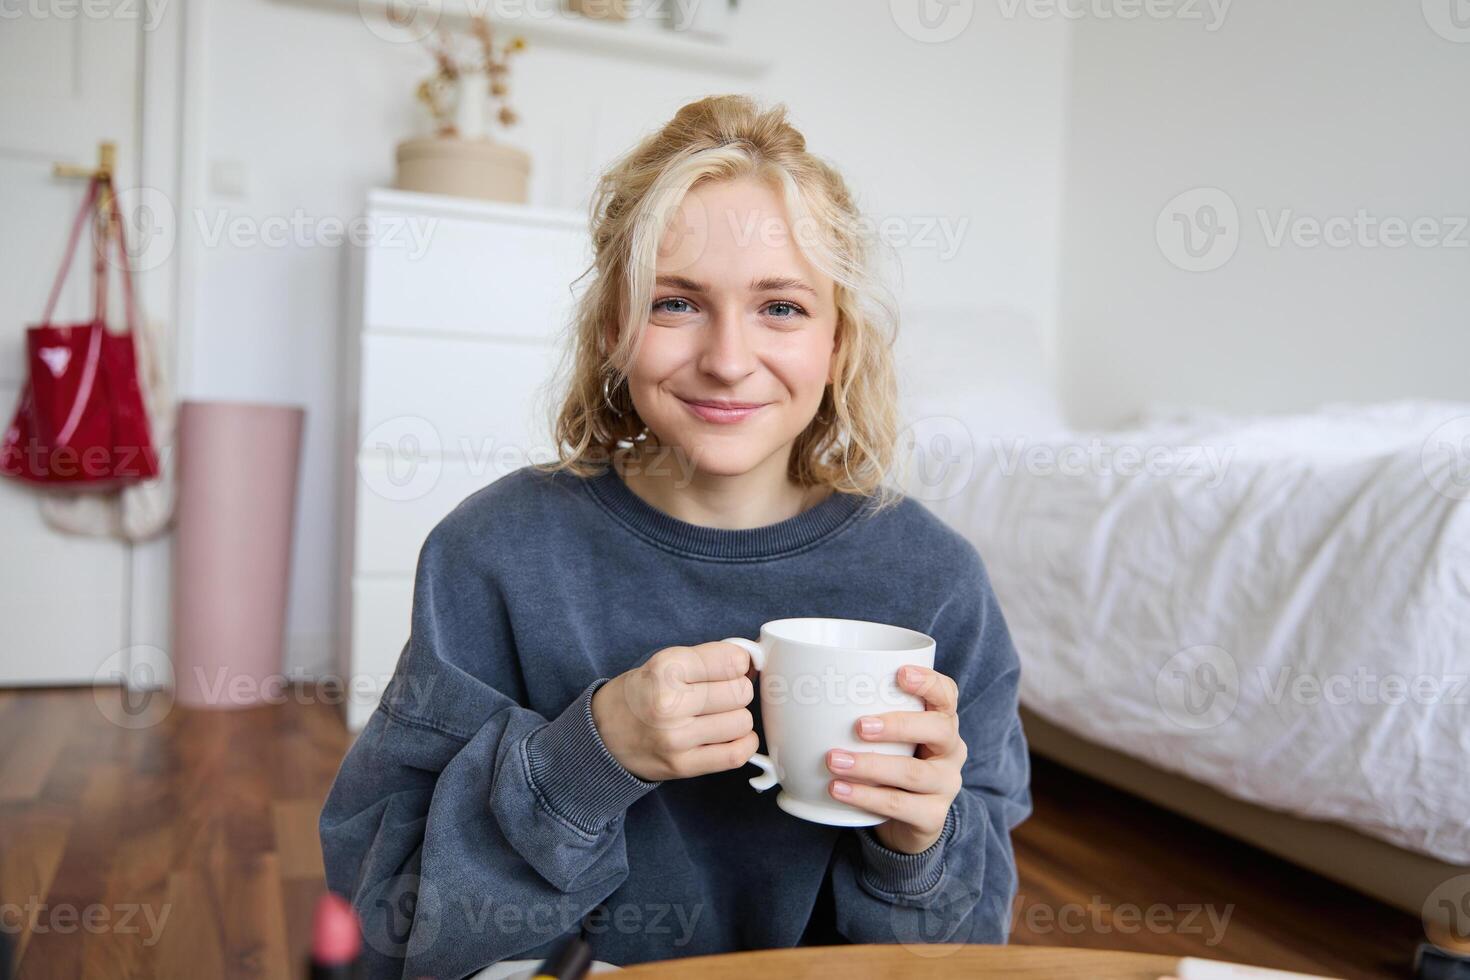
[0,13,143,684]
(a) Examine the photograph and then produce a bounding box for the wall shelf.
[302,0,771,76]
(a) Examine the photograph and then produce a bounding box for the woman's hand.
[825,664,966,854]
[592,642,758,783]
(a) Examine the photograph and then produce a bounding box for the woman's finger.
[672,706,755,749]
[897,665,960,715]
[855,708,960,752]
[825,749,957,795]
[686,641,754,681]
[680,730,760,777]
[827,780,949,836]
[687,674,754,716]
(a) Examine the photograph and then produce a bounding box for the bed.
[893,307,1470,923]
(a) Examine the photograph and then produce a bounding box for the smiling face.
[619,176,840,480]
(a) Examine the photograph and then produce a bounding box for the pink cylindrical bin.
[172,400,305,709]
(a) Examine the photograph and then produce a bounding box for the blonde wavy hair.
[536,94,903,509]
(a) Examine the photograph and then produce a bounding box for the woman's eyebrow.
[654,275,818,296]
[655,274,704,292]
[750,276,817,296]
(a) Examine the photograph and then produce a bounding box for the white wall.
[1055,0,1470,427]
[182,0,1071,674]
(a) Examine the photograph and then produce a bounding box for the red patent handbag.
[0,175,160,487]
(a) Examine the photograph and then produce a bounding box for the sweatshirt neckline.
[583,465,868,560]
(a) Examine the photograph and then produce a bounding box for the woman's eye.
[652,297,693,315]
[764,301,808,319]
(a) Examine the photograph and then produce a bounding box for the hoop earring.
[814,385,835,425]
[602,374,626,418]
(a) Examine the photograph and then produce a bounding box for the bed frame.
[1021,707,1470,935]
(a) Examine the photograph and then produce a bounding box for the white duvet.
[910,400,1470,863]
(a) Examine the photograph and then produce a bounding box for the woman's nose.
[696,309,757,384]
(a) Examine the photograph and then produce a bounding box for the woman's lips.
[678,398,768,424]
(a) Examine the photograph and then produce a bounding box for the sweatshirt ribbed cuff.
[857,804,957,897]
[522,678,660,836]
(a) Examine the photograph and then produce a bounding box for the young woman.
[320,94,1031,978]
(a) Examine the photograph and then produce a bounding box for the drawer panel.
[357,333,564,461]
[350,576,412,679]
[353,455,526,575]
[346,575,413,730]
[362,212,589,340]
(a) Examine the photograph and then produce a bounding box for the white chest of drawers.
[336,189,590,730]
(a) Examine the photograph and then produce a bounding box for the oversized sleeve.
[319,511,660,979]
[827,544,1032,946]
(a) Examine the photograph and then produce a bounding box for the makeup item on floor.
[309,892,363,980]
[722,617,936,827]
[1175,958,1343,979]
[532,931,593,980]
[1417,942,1470,980]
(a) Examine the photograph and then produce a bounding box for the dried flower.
[414,15,526,133]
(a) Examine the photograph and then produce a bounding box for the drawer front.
[357,333,564,461]
[346,575,413,731]
[350,576,412,679]
[353,455,523,575]
[362,212,590,341]
[354,333,568,575]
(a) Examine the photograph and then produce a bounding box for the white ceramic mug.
[721,618,937,827]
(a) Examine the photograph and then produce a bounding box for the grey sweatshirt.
[320,463,1031,978]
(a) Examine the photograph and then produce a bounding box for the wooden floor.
[0,688,1427,978]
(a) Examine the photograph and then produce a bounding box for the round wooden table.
[618,944,1181,977]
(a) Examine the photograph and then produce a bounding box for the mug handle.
[720,636,778,793]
